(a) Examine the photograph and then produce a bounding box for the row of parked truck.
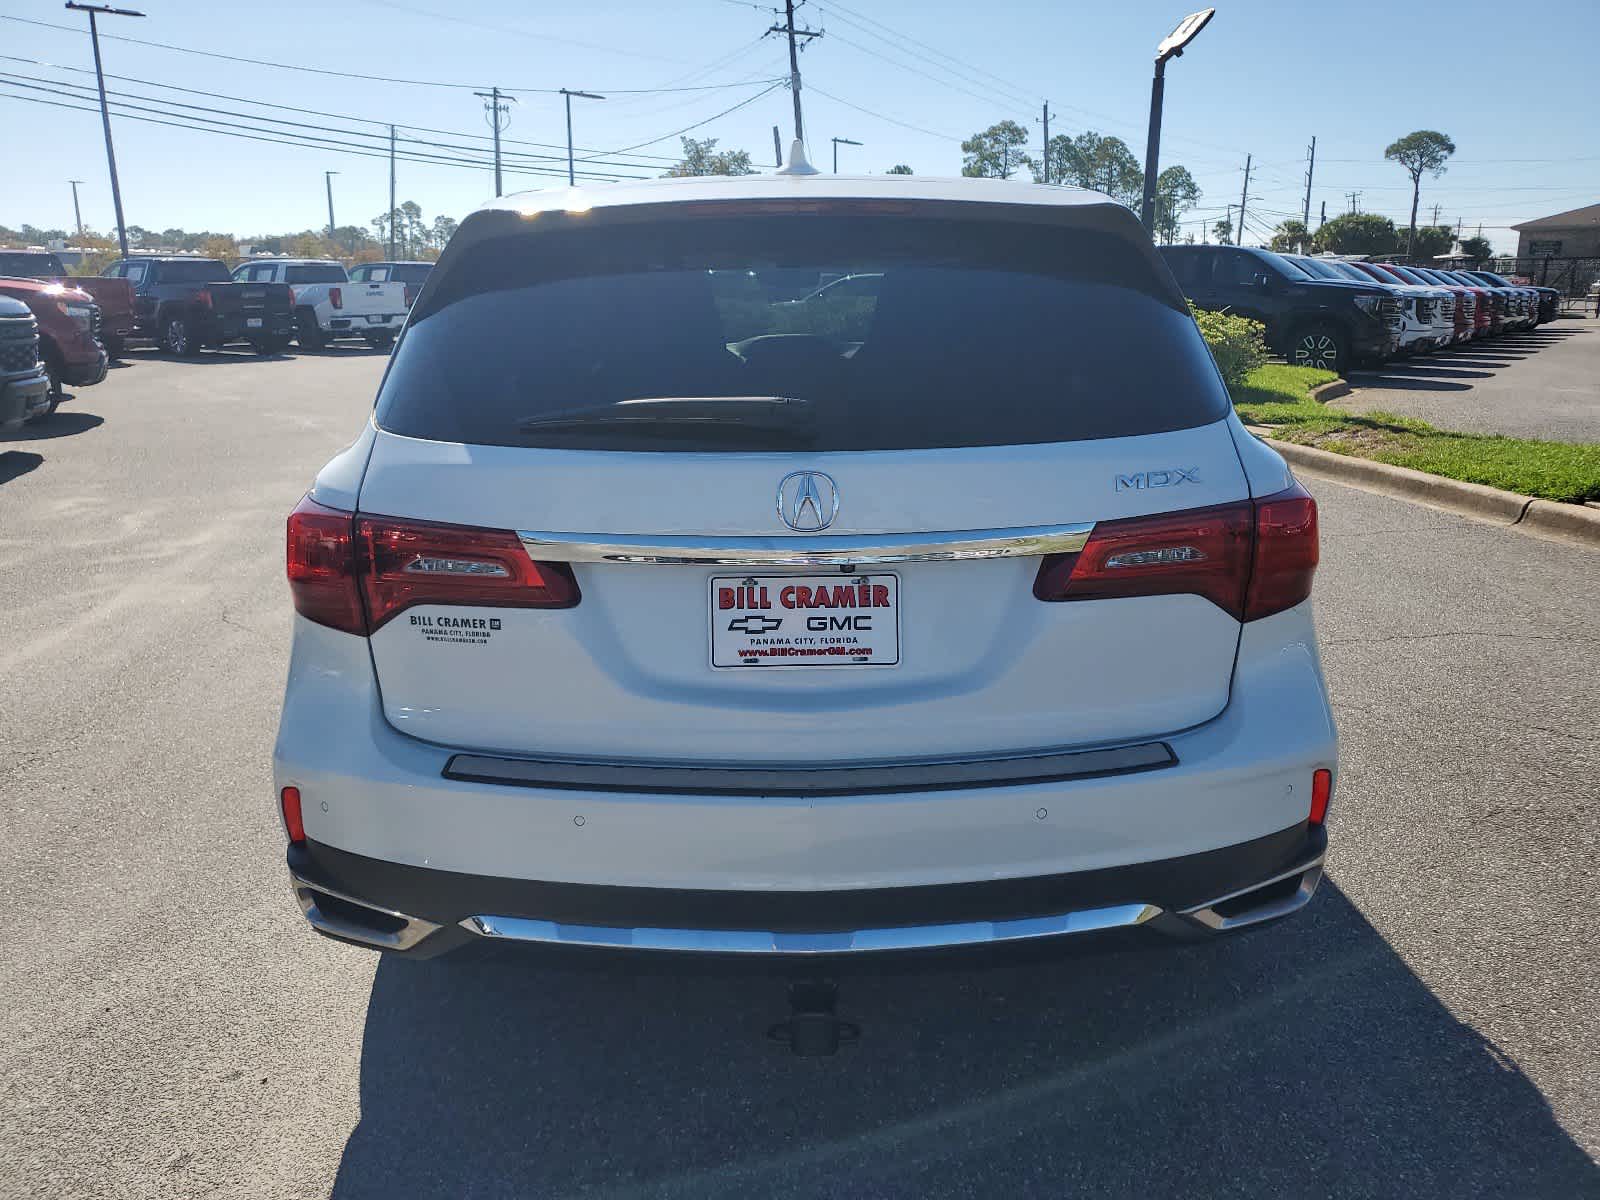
[1160,244,1561,375]
[0,250,433,431]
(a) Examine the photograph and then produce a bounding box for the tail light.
[289,287,299,306]
[286,495,579,635]
[1034,482,1318,622]
[195,288,212,307]
[403,284,416,307]
[329,286,343,310]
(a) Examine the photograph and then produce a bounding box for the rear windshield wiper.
[517,396,813,435]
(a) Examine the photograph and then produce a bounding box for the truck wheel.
[296,310,326,352]
[1291,324,1346,374]
[363,332,395,351]
[102,334,125,359]
[162,314,200,357]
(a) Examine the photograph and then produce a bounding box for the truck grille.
[1379,297,1403,329]
[1459,295,1475,321]
[1415,297,1436,323]
[1438,296,1455,323]
[0,315,39,373]
[90,303,103,338]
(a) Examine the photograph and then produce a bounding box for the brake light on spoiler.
[1033,482,1318,621]
[286,497,579,635]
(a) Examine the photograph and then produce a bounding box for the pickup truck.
[0,248,137,357]
[0,276,108,415]
[232,259,406,350]
[104,257,295,356]
[348,259,433,310]
[0,294,52,431]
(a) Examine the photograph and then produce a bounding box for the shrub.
[1189,302,1268,388]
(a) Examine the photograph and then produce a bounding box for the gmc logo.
[1116,468,1200,491]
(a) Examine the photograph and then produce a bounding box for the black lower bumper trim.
[288,823,1322,937]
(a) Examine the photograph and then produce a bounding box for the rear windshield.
[391,264,432,284]
[377,215,1227,451]
[285,264,348,284]
[0,251,65,277]
[156,260,231,283]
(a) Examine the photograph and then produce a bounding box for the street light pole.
[559,89,605,186]
[69,179,85,237]
[65,2,143,261]
[1139,8,1214,238]
[830,136,861,173]
[324,170,339,242]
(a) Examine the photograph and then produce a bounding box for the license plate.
[710,574,899,668]
[368,315,387,325]
[246,317,263,328]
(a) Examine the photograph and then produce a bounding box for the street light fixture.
[324,170,339,242]
[830,136,862,173]
[1138,7,1215,238]
[559,89,605,187]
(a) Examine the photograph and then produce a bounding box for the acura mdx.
[274,173,1337,961]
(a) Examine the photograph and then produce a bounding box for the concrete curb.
[1243,426,1600,549]
[1308,379,1351,404]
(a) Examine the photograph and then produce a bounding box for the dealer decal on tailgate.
[710,575,900,668]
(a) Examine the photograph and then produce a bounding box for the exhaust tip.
[290,876,441,951]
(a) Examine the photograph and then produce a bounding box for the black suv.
[1160,245,1402,374]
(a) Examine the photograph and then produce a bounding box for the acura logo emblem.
[776,470,839,532]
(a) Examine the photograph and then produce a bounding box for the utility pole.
[69,180,85,237]
[768,0,822,145]
[830,136,861,173]
[1300,135,1316,249]
[1237,154,1252,247]
[1430,203,1441,226]
[1346,190,1361,214]
[772,125,782,167]
[324,170,338,242]
[66,3,142,261]
[1040,100,1050,184]
[387,125,396,260]
[560,89,605,186]
[474,87,517,197]
[1320,200,1326,228]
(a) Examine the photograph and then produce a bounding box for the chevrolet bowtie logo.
[727,615,783,634]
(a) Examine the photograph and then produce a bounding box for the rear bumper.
[208,311,295,343]
[287,823,1327,959]
[275,602,1338,958]
[323,313,404,334]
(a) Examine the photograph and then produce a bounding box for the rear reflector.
[1309,769,1332,825]
[280,786,305,844]
[286,495,579,635]
[1034,482,1318,621]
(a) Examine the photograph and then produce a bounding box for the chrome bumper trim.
[290,873,441,951]
[517,523,1094,567]
[1177,851,1326,932]
[461,902,1162,955]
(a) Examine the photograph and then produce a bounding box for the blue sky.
[2,0,1595,252]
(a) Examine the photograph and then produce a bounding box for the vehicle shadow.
[331,885,1598,1199]
[3,412,104,441]
[0,450,44,484]
[121,346,294,365]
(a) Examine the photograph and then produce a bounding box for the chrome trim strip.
[461,902,1160,954]
[1177,853,1326,932]
[443,741,1177,797]
[517,523,1094,566]
[290,873,441,951]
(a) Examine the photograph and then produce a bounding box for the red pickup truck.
[0,276,109,415]
[0,248,137,357]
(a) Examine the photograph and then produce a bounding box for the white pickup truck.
[230,259,406,351]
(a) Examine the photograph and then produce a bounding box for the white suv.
[274,174,1337,961]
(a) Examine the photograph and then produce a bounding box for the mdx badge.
[776,471,840,532]
[1116,468,1199,491]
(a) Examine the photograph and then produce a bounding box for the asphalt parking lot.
[2,349,1597,1199]
[1342,316,1600,442]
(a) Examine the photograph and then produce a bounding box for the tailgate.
[342,281,406,315]
[213,282,292,317]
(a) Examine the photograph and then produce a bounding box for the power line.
[0,13,781,95]
[575,80,786,161]
[0,54,682,163]
[807,84,961,142]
